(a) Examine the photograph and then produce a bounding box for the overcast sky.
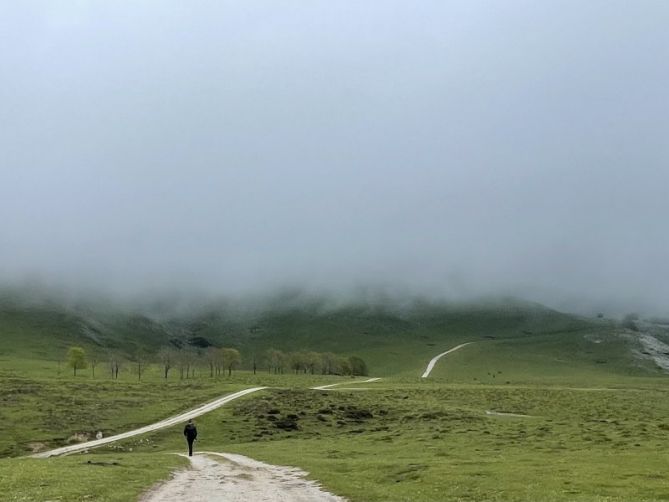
[1,1,668,313]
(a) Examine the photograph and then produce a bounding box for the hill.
[1,290,668,501]
[0,289,658,380]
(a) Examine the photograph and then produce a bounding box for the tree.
[264,349,285,374]
[348,356,368,376]
[289,352,307,374]
[215,347,226,376]
[177,349,188,379]
[337,356,352,376]
[158,347,176,379]
[177,348,198,379]
[67,346,87,376]
[221,348,241,376]
[133,350,150,381]
[321,352,338,375]
[305,351,322,375]
[277,350,288,374]
[89,350,100,378]
[204,347,218,378]
[108,351,122,379]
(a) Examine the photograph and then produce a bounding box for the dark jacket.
[184,423,197,441]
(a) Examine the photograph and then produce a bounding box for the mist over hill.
[2,1,668,315]
[0,282,587,321]
[0,283,601,375]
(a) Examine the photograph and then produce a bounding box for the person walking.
[183,419,198,457]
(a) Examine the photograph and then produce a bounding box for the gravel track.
[140,452,345,502]
[421,342,473,378]
[32,387,267,458]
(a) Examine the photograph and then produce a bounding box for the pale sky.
[1,1,668,313]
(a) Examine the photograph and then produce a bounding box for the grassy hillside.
[0,291,646,380]
[173,298,586,376]
[1,291,668,501]
[429,329,656,384]
[9,380,667,502]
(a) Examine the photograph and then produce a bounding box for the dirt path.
[311,377,381,391]
[421,342,473,378]
[485,410,532,418]
[140,452,345,502]
[32,387,267,458]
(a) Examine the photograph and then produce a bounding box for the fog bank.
[1,1,668,315]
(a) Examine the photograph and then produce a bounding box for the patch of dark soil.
[344,408,373,421]
[85,460,120,466]
[275,416,300,431]
[389,463,428,483]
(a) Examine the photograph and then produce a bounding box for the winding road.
[311,378,381,391]
[35,341,466,459]
[29,346,473,500]
[32,387,267,459]
[421,342,473,378]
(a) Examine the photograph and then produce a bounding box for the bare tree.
[277,350,288,374]
[108,351,122,379]
[133,350,150,381]
[89,349,100,378]
[215,348,225,376]
[264,348,285,374]
[204,347,219,377]
[177,348,198,379]
[158,347,176,379]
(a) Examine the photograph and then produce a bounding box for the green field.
[1,292,668,501]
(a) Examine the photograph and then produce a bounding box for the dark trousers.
[187,438,195,456]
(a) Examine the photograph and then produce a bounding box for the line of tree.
[64,345,367,378]
[263,349,368,376]
[156,346,241,379]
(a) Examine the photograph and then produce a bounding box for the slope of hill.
[166,297,604,377]
[0,290,657,380]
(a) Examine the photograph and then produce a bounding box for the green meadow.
[1,294,668,501]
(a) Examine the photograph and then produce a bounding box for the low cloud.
[1,1,668,315]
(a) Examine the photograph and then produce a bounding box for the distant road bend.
[421,342,473,378]
[311,378,381,391]
[32,387,267,458]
